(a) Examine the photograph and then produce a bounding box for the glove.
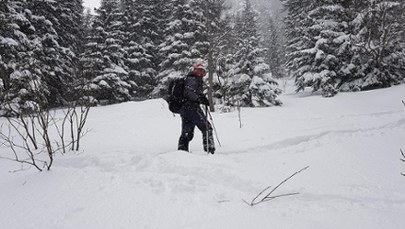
[198,96,209,106]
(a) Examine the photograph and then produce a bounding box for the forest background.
[1,0,404,114]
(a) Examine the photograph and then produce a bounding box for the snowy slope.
[1,82,405,229]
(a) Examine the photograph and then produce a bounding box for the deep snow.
[1,82,405,229]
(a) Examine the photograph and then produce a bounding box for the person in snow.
[178,62,215,154]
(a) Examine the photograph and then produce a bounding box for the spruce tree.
[55,0,83,52]
[342,0,405,91]
[120,0,142,99]
[282,0,321,94]
[225,0,281,107]
[126,0,160,99]
[262,13,286,79]
[0,0,26,96]
[0,0,57,113]
[154,0,206,96]
[0,0,34,114]
[297,1,353,97]
[55,0,84,91]
[27,0,75,106]
[192,0,230,111]
[282,0,405,95]
[80,9,106,103]
[81,0,131,104]
[283,0,352,96]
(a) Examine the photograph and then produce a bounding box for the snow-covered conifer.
[0,0,41,114]
[55,0,84,87]
[282,0,405,95]
[341,0,405,91]
[154,0,206,96]
[296,1,353,97]
[192,0,230,110]
[261,13,286,79]
[159,0,204,73]
[81,0,131,104]
[27,0,72,106]
[123,0,160,99]
[224,0,281,107]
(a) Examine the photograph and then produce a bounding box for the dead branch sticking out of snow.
[243,166,310,206]
[0,104,91,171]
[401,149,405,176]
[400,100,405,176]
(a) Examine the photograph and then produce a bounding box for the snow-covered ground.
[1,82,405,229]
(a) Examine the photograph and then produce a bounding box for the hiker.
[178,62,215,154]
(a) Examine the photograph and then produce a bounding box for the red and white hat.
[193,61,207,72]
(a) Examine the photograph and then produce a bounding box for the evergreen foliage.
[1,0,84,114]
[4,0,404,112]
[81,0,132,104]
[341,0,405,91]
[195,0,231,111]
[0,0,31,110]
[56,0,84,80]
[1,0,58,113]
[134,1,158,98]
[282,0,405,96]
[155,0,206,91]
[220,0,282,107]
[261,13,286,79]
[1,0,283,110]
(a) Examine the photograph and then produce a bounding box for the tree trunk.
[208,47,215,112]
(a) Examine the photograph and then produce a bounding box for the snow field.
[1,82,405,228]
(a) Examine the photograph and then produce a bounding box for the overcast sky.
[83,0,100,10]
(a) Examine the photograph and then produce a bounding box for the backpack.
[165,77,186,113]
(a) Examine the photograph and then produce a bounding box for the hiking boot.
[178,142,189,152]
[208,148,215,154]
[204,145,215,154]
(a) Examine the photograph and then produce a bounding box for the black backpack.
[165,77,186,113]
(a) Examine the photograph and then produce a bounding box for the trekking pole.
[204,105,210,154]
[206,108,222,147]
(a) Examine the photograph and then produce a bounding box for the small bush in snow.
[0,101,91,172]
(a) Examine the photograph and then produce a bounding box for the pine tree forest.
[282,0,405,96]
[1,0,404,115]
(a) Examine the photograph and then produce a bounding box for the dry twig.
[401,101,404,176]
[401,149,405,176]
[243,166,309,206]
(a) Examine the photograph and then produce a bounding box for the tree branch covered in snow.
[243,166,309,206]
[283,0,405,96]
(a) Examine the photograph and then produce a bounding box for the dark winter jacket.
[182,72,205,109]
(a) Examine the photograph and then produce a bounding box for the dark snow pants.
[178,107,215,153]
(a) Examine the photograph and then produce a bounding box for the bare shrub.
[0,103,91,171]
